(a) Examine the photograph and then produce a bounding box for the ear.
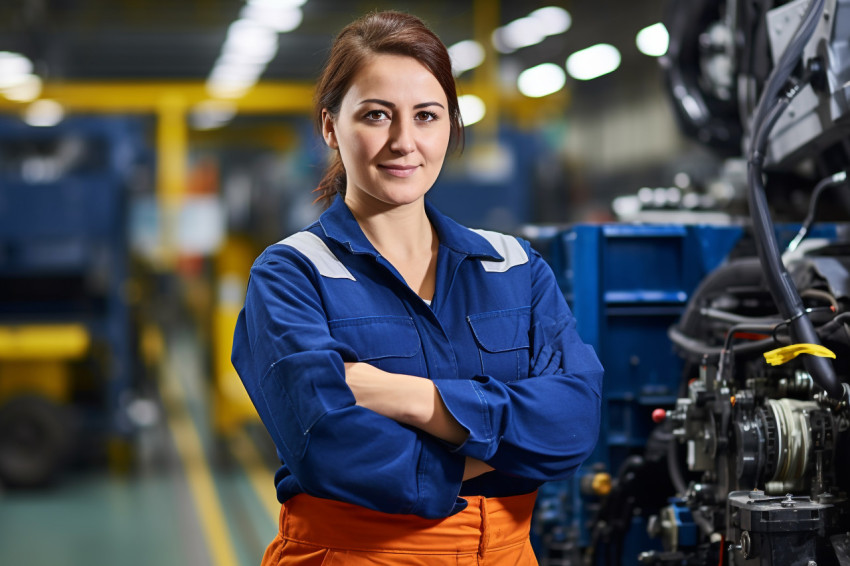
[321,109,338,149]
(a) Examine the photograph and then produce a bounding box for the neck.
[345,196,434,260]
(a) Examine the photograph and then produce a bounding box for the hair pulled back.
[313,11,463,207]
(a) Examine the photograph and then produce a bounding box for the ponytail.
[312,154,346,208]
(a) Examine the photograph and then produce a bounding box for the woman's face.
[322,54,452,210]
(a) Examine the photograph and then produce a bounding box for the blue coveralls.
[231,197,603,520]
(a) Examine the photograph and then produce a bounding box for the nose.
[388,120,415,155]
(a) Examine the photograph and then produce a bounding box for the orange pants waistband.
[278,492,538,555]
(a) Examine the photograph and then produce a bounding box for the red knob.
[652,408,666,423]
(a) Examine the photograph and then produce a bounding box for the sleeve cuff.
[410,437,468,518]
[432,378,497,461]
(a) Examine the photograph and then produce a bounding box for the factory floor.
[0,326,280,566]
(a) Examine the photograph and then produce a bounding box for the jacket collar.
[318,197,503,261]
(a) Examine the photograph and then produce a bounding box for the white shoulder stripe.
[276,231,356,280]
[470,229,528,273]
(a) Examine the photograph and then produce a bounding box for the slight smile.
[378,164,419,178]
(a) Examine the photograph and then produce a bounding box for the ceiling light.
[500,17,547,51]
[190,99,237,130]
[206,77,253,99]
[247,0,307,7]
[490,28,514,54]
[517,63,566,97]
[211,58,265,82]
[1,73,42,102]
[23,99,64,127]
[223,19,279,64]
[528,7,571,36]
[458,94,485,126]
[0,52,34,89]
[448,40,485,76]
[241,4,303,33]
[636,23,669,57]
[566,44,621,81]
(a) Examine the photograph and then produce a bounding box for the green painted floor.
[0,327,278,566]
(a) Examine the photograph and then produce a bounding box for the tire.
[0,395,72,487]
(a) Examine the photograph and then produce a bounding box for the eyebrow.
[358,98,446,110]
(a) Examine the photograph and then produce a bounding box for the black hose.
[745,0,844,399]
[817,311,850,336]
[787,170,850,252]
[668,325,783,363]
[677,257,766,334]
[699,307,782,326]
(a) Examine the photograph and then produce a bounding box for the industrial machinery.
[0,116,146,486]
[544,1,850,565]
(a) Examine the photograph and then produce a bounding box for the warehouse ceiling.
[0,0,668,84]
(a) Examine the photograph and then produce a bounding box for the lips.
[378,164,419,178]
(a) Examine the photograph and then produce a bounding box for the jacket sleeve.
[231,247,466,518]
[432,247,603,481]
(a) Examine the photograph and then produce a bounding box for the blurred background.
[0,1,739,564]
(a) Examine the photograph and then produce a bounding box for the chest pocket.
[467,307,531,382]
[328,315,426,376]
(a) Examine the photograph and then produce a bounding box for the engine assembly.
[646,245,850,566]
[573,1,850,565]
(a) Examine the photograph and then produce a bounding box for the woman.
[232,10,603,565]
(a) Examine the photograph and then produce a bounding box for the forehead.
[344,54,447,105]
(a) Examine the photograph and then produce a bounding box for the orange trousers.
[261,492,539,565]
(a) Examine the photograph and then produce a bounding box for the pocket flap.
[329,316,421,360]
[467,308,530,353]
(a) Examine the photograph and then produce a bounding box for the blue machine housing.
[0,115,145,446]
[534,224,743,559]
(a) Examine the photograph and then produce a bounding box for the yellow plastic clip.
[763,343,836,366]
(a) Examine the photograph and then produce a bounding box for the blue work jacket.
[232,197,603,519]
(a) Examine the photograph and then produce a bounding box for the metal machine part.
[649,242,850,566]
[727,490,838,566]
[549,1,850,564]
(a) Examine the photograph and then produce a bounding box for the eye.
[416,110,438,122]
[364,109,389,121]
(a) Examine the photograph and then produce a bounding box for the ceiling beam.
[0,81,316,113]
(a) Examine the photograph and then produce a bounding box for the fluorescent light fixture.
[247,0,307,7]
[458,94,485,126]
[448,40,485,76]
[241,4,303,33]
[1,73,42,102]
[190,99,237,130]
[492,7,571,53]
[566,44,621,81]
[206,52,267,98]
[223,19,279,64]
[0,52,34,89]
[211,57,265,82]
[23,99,64,127]
[636,23,669,57]
[517,63,566,97]
[529,6,571,36]
[206,78,252,99]
[501,17,547,52]
[206,68,257,98]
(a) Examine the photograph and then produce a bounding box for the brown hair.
[312,10,464,207]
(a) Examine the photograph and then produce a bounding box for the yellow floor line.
[160,365,240,566]
[229,430,280,523]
